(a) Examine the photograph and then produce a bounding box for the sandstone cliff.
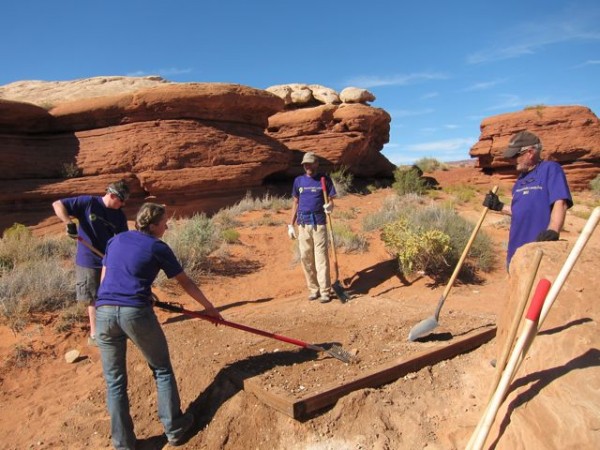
[469,106,600,190]
[0,77,394,230]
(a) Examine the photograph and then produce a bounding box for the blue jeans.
[96,305,190,450]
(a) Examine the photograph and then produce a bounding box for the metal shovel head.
[332,281,350,302]
[408,316,439,341]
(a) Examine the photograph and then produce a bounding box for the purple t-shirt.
[507,160,573,265]
[96,231,183,308]
[61,195,128,268]
[292,174,336,226]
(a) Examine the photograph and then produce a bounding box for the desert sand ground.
[1,165,599,450]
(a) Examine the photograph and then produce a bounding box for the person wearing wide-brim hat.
[288,151,337,303]
[482,130,573,268]
[52,180,130,346]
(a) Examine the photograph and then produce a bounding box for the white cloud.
[444,124,459,129]
[573,59,600,68]
[344,73,447,88]
[467,11,600,64]
[421,91,439,99]
[462,79,507,92]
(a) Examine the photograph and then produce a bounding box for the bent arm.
[290,196,299,225]
[173,272,223,319]
[52,200,73,224]
[548,199,568,233]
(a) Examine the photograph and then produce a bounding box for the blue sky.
[2,0,599,165]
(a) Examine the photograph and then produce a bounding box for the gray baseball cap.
[504,131,541,158]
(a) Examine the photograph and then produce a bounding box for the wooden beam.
[227,326,496,420]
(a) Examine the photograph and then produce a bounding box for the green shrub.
[331,223,369,253]
[362,194,426,232]
[380,202,495,280]
[61,162,81,178]
[331,166,354,197]
[381,219,451,275]
[392,166,429,196]
[163,214,221,276]
[221,228,240,244]
[415,157,448,172]
[444,184,478,204]
[590,174,600,196]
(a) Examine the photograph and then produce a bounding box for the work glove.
[66,222,78,239]
[482,191,504,212]
[323,202,334,214]
[287,224,297,240]
[536,229,559,242]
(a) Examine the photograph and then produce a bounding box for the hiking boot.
[308,293,319,301]
[167,412,195,447]
[319,295,331,303]
[87,335,97,347]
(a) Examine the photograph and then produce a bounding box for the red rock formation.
[267,103,394,177]
[470,106,600,190]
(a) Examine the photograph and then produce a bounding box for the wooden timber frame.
[227,326,496,420]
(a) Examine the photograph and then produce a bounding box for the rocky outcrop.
[267,103,394,177]
[0,81,289,221]
[0,77,395,230]
[470,106,600,190]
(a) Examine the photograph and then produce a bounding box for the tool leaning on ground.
[408,185,499,341]
[152,295,354,364]
[320,177,350,302]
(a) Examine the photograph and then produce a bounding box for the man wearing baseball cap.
[288,151,337,303]
[483,130,573,268]
[52,180,129,345]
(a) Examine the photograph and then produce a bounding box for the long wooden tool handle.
[434,185,498,320]
[468,278,551,450]
[537,206,600,329]
[73,236,105,258]
[321,177,340,279]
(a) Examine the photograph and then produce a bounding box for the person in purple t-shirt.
[52,180,130,346]
[96,203,223,449]
[288,152,336,303]
[483,131,573,269]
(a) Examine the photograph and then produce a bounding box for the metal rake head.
[326,344,355,364]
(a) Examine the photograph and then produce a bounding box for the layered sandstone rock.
[267,103,394,177]
[470,106,600,190]
[0,81,289,221]
[0,77,395,230]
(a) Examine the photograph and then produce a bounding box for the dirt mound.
[1,166,599,449]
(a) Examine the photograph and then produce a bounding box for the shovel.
[320,177,350,302]
[152,297,353,363]
[408,185,498,341]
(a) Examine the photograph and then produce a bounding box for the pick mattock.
[408,185,498,341]
[152,296,354,364]
[320,176,350,302]
[468,278,551,450]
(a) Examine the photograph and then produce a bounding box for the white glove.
[287,224,297,239]
[323,203,333,214]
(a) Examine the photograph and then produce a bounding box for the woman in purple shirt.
[96,203,222,449]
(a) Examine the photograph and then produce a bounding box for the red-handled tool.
[152,297,353,363]
[468,278,551,450]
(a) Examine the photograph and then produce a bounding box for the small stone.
[65,349,80,364]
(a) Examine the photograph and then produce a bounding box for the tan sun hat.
[301,152,317,164]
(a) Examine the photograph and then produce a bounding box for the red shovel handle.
[526,278,551,321]
[320,177,329,202]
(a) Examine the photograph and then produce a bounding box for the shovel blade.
[408,317,438,341]
[332,281,350,303]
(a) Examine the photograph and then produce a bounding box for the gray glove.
[66,222,78,239]
[483,191,504,212]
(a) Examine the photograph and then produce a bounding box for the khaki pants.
[298,224,330,296]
